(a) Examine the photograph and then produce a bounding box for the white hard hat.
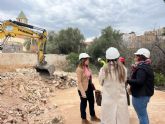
[134,48,150,58]
[106,47,120,60]
[79,53,90,60]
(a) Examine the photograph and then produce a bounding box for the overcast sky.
[0,0,165,38]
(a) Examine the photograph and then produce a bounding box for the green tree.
[46,31,59,53]
[87,26,125,63]
[23,39,31,51]
[46,28,85,54]
[23,38,37,51]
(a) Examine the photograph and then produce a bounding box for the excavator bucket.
[35,64,55,77]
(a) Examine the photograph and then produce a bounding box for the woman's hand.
[126,85,131,95]
[99,67,105,86]
[82,94,87,98]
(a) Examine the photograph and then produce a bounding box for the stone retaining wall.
[0,53,67,70]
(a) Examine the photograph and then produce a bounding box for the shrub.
[154,72,165,86]
[65,52,79,72]
[65,52,99,73]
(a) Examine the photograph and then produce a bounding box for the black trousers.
[78,82,95,119]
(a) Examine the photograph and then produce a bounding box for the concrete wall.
[45,54,67,70]
[0,53,67,70]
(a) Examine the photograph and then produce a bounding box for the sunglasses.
[107,59,118,62]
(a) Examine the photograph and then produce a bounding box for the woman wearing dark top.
[127,48,154,124]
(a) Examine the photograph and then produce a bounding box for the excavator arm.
[0,20,55,76]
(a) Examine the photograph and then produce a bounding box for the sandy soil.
[1,68,165,124]
[50,75,165,124]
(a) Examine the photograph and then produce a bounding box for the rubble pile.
[0,68,77,95]
[0,104,64,124]
[47,74,77,89]
[0,68,76,124]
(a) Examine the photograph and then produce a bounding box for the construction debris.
[0,68,77,124]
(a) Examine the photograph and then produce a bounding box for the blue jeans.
[132,96,150,124]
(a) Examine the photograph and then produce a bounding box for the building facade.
[122,27,165,48]
[2,11,38,53]
[16,11,28,24]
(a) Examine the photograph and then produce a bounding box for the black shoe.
[90,116,101,122]
[82,119,91,124]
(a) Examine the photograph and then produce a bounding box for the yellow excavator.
[0,20,55,76]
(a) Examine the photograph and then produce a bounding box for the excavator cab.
[0,20,55,76]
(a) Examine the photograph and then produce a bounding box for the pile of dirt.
[0,68,77,124]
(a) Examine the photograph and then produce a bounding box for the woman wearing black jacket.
[127,48,154,124]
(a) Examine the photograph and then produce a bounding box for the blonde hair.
[78,58,87,69]
[104,60,126,83]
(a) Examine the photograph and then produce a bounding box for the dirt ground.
[49,74,165,124]
[1,68,165,124]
